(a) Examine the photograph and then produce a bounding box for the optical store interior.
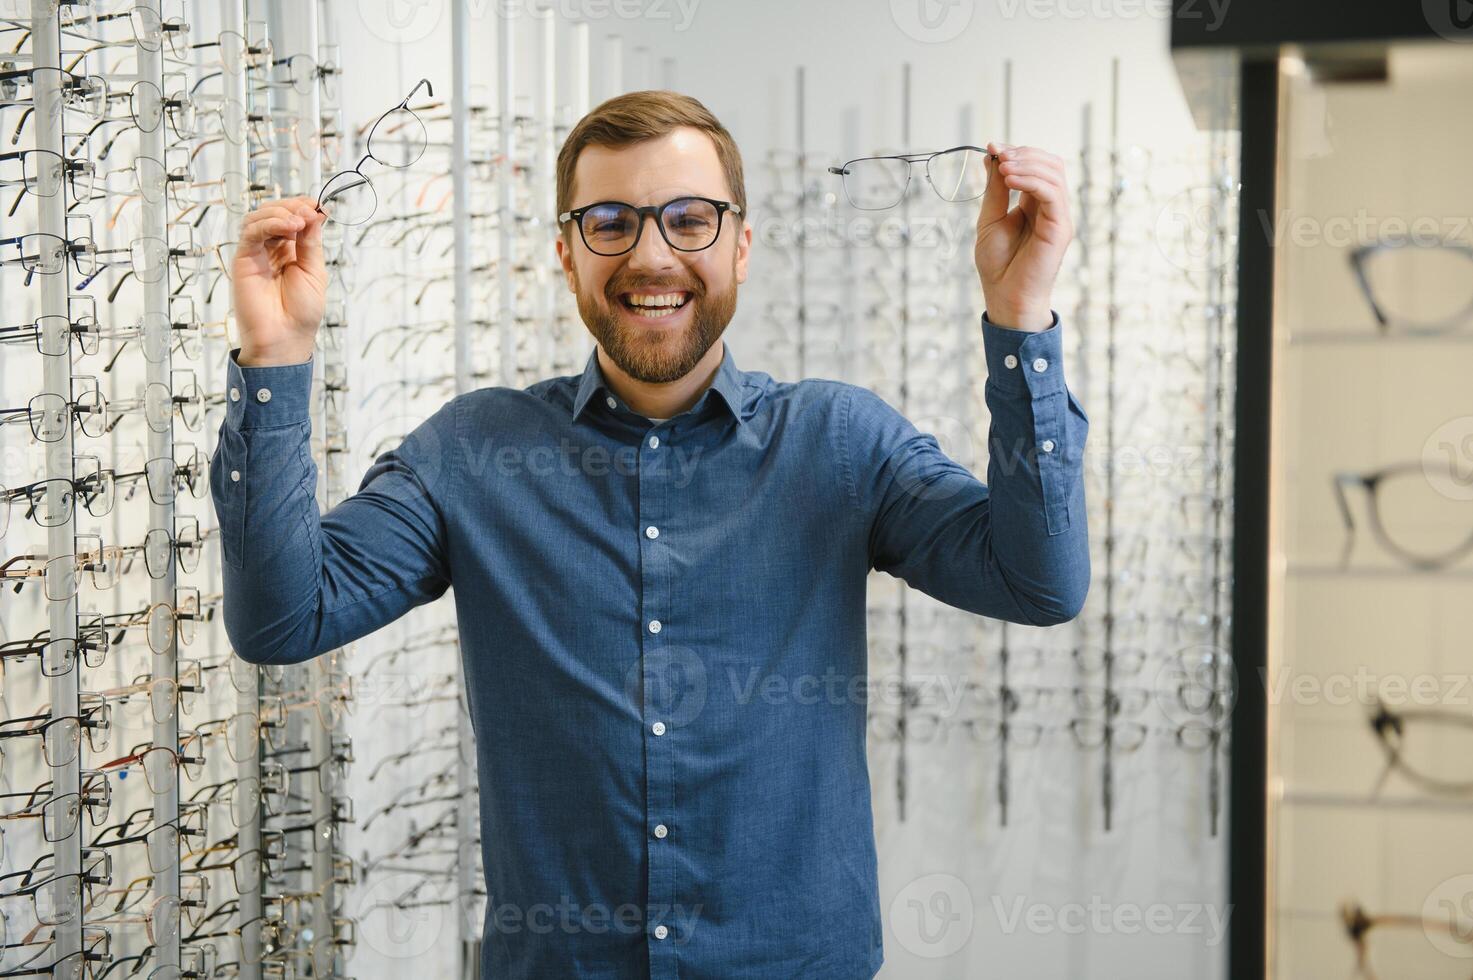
[2,0,1472,978]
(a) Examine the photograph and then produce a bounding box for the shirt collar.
[571,342,747,426]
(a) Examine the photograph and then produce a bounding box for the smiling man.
[213,90,1089,979]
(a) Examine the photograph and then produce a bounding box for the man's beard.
[575,267,738,385]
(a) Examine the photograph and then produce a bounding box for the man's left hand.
[974,143,1073,332]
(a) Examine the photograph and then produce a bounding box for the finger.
[996,149,1066,184]
[295,208,327,269]
[253,196,316,213]
[240,214,306,248]
[979,142,1010,227]
[266,237,298,267]
[242,204,305,234]
[996,158,1067,188]
[275,197,319,221]
[996,146,1066,170]
[1001,174,1071,231]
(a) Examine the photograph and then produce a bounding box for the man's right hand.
[233,197,329,367]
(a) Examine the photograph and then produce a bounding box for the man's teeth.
[625,292,689,317]
[628,293,687,307]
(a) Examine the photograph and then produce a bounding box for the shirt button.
[230,470,241,482]
[605,395,617,410]
[648,620,661,634]
[1003,354,1018,369]
[653,824,668,839]
[645,526,659,540]
[256,387,272,403]
[229,387,240,402]
[1041,439,1056,454]
[1032,357,1048,373]
[651,722,666,736]
[653,925,669,940]
[648,435,659,449]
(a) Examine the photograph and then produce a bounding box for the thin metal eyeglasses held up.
[315,78,432,226]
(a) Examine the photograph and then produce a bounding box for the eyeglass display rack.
[1174,3,1473,979]
[749,54,1239,854]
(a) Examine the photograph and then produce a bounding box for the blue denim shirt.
[210,314,1089,979]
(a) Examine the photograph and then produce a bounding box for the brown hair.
[555,90,746,235]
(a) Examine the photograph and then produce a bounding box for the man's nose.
[626,212,679,271]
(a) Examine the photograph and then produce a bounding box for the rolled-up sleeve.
[846,313,1090,626]
[210,348,454,664]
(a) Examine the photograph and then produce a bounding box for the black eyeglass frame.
[557,196,743,257]
[1349,238,1473,335]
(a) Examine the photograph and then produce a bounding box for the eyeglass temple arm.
[1347,247,1390,329]
[401,77,433,107]
[1330,472,1360,569]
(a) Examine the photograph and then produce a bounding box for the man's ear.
[555,233,577,293]
[734,220,752,285]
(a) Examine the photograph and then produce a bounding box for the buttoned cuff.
[224,348,313,430]
[981,312,1066,397]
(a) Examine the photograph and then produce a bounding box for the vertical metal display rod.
[451,3,482,976]
[895,61,912,824]
[298,3,338,968]
[136,0,181,966]
[34,1,82,961]
[794,66,806,378]
[1102,56,1121,833]
[1204,124,1232,839]
[573,22,590,118]
[221,2,263,968]
[267,0,295,190]
[452,3,473,397]
[997,59,1014,828]
[632,45,649,89]
[602,35,622,102]
[537,8,557,378]
[1076,102,1092,410]
[498,12,516,387]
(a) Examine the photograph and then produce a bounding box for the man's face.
[556,127,751,384]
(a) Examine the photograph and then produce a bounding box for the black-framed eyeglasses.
[1349,237,1473,335]
[1332,463,1473,570]
[828,145,996,211]
[315,78,432,226]
[1369,699,1473,794]
[558,196,742,257]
